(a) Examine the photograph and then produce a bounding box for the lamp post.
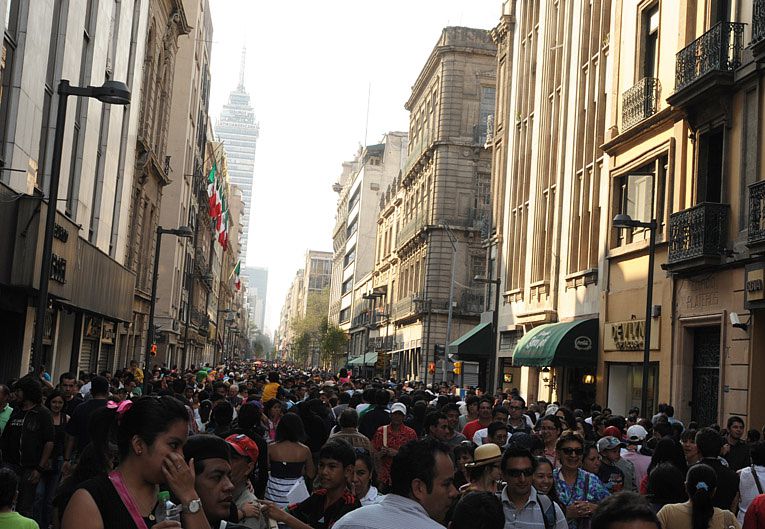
[144,225,193,394]
[362,290,384,377]
[33,79,131,371]
[442,225,458,383]
[475,275,501,394]
[612,213,657,418]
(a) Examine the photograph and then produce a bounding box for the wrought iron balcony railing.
[674,22,745,92]
[748,180,765,247]
[622,77,660,130]
[397,210,428,248]
[668,202,728,266]
[753,0,765,46]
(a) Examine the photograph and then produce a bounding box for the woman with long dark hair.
[657,463,740,529]
[35,390,69,529]
[646,462,687,513]
[61,396,209,529]
[639,437,687,494]
[263,413,316,509]
[532,456,562,508]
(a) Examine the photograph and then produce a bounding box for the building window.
[613,156,667,247]
[343,246,356,268]
[341,277,353,295]
[696,126,724,204]
[640,5,659,79]
[339,307,351,323]
[0,0,20,170]
[476,86,496,145]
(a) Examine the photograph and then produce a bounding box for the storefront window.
[606,362,659,416]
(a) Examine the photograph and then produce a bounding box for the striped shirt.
[333,493,445,529]
[500,486,568,529]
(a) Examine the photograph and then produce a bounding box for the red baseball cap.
[603,426,623,439]
[225,434,259,464]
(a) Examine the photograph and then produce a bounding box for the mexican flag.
[231,260,241,290]
[207,165,217,214]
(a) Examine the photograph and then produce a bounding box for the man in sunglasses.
[500,446,567,528]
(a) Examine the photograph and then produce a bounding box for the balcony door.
[710,0,731,24]
[690,326,721,427]
[696,126,724,204]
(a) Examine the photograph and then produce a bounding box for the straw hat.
[465,443,503,467]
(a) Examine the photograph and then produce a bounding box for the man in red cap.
[226,434,265,529]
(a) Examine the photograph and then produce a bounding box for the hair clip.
[695,481,709,491]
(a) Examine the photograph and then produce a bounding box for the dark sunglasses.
[504,468,534,478]
[560,447,584,456]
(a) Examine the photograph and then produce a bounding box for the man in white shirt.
[333,438,457,529]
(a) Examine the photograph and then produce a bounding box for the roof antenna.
[238,46,246,91]
[363,82,371,146]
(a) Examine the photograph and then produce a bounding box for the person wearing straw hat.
[460,443,503,495]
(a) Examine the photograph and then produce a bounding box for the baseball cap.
[626,425,648,442]
[597,436,624,452]
[391,402,407,415]
[225,434,260,464]
[603,426,623,438]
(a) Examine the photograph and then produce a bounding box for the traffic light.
[428,362,436,374]
[434,344,445,357]
[150,343,157,356]
[453,361,463,375]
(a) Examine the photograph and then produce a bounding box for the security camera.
[730,312,748,331]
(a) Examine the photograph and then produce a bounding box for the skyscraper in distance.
[216,47,259,263]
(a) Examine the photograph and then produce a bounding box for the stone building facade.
[490,0,611,402]
[153,0,213,368]
[600,0,764,426]
[124,0,190,366]
[372,27,496,386]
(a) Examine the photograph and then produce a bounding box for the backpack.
[537,493,557,529]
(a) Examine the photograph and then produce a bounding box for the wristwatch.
[182,498,202,514]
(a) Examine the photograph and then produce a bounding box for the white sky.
[209,0,500,335]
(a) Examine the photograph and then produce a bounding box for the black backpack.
[537,493,557,529]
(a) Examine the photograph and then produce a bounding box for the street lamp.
[32,80,131,371]
[144,225,193,394]
[475,274,501,394]
[612,213,658,418]
[442,225,458,383]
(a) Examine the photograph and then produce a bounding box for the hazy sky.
[208,1,500,334]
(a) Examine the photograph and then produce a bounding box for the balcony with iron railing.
[667,21,745,110]
[396,210,428,249]
[622,77,661,131]
[666,202,729,272]
[403,128,433,178]
[393,295,414,320]
[752,0,765,53]
[747,180,765,252]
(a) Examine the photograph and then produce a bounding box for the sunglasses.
[560,447,584,456]
[504,468,534,478]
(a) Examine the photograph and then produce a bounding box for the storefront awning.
[348,353,378,366]
[448,321,492,358]
[512,318,598,367]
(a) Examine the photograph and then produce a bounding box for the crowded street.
[0,362,763,529]
[3,0,765,528]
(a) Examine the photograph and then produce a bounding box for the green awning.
[348,352,378,366]
[448,321,492,358]
[512,318,598,367]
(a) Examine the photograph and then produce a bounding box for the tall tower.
[216,47,259,263]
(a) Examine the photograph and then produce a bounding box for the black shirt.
[0,404,55,468]
[724,440,751,472]
[63,394,84,417]
[359,407,390,440]
[286,488,361,529]
[65,398,108,453]
[698,458,740,511]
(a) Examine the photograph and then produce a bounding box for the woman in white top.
[352,447,385,506]
[738,441,765,525]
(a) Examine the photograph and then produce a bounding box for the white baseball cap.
[626,424,648,442]
[391,402,407,415]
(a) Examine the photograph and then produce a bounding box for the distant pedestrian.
[591,491,660,529]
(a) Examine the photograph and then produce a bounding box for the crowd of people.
[0,361,764,529]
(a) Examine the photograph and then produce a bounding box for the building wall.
[371,27,496,384]
[0,0,152,380]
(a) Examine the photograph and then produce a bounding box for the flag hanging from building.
[231,260,241,290]
[207,164,217,214]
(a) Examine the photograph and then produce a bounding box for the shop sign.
[574,336,593,351]
[101,322,116,344]
[604,319,660,351]
[84,316,101,339]
[745,267,765,308]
